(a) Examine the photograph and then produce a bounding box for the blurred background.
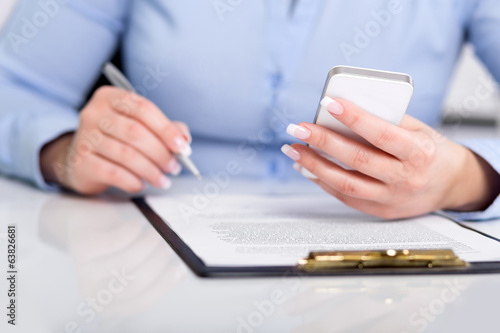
[0,0,15,29]
[1,0,498,136]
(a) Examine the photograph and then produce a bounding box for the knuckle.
[420,140,436,160]
[114,102,134,117]
[160,120,174,133]
[111,92,138,117]
[118,144,137,162]
[338,177,357,196]
[405,175,427,193]
[394,163,411,181]
[313,130,329,149]
[125,121,144,141]
[325,186,348,204]
[135,97,154,114]
[160,122,177,141]
[421,150,434,164]
[408,149,423,165]
[122,90,137,103]
[345,111,361,128]
[408,147,433,167]
[116,93,138,115]
[373,127,394,147]
[350,147,370,169]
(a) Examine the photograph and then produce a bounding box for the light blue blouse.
[0,0,499,219]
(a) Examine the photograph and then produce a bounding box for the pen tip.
[196,174,203,180]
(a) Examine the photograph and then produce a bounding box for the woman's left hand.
[282,97,500,219]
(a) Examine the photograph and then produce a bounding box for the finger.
[283,143,388,201]
[99,112,177,173]
[82,153,144,193]
[313,178,376,211]
[287,123,403,184]
[320,97,418,160]
[399,114,424,131]
[173,121,192,143]
[401,115,445,144]
[310,177,393,219]
[107,89,192,156]
[93,135,175,189]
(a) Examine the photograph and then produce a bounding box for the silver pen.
[102,62,202,180]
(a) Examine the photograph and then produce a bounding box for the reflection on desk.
[0,176,499,333]
[38,195,188,318]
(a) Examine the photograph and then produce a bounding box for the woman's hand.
[282,97,500,219]
[40,86,192,195]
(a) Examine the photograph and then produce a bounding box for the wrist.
[39,133,74,186]
[444,145,500,212]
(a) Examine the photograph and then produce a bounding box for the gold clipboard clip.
[297,249,469,272]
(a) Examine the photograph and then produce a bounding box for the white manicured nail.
[320,96,344,115]
[281,144,301,161]
[301,168,318,179]
[174,137,192,157]
[167,159,182,176]
[286,124,311,140]
[159,175,172,189]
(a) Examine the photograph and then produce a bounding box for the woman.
[0,0,499,219]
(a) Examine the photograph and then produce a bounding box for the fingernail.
[183,130,192,144]
[158,175,172,189]
[281,144,301,161]
[174,137,192,157]
[167,159,182,176]
[286,124,311,140]
[293,163,302,172]
[301,168,318,179]
[320,96,344,115]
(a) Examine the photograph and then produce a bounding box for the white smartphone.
[304,65,414,177]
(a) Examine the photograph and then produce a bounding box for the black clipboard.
[133,197,500,278]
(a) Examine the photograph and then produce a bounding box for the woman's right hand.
[40,86,192,195]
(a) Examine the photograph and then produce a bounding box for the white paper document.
[146,194,500,266]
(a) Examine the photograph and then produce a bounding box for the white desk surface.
[0,175,499,333]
